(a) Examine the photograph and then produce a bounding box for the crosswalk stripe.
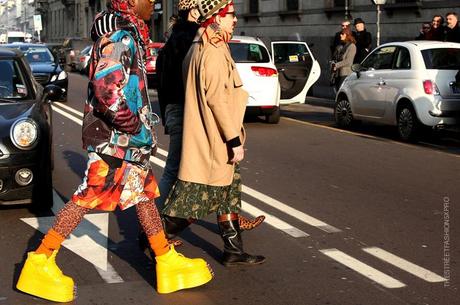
[54,102,84,117]
[242,185,341,233]
[242,200,309,238]
[320,248,406,289]
[362,247,446,283]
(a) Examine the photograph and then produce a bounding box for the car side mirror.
[43,84,64,101]
[352,64,364,78]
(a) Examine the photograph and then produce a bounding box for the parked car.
[334,41,460,141]
[75,45,92,73]
[0,47,64,209]
[228,36,321,124]
[60,37,91,71]
[4,43,68,101]
[146,42,164,88]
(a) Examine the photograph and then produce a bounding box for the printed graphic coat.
[83,12,156,167]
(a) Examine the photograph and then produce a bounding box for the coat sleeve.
[91,35,141,134]
[335,44,356,69]
[203,47,240,142]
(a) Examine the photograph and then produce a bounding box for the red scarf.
[109,0,150,46]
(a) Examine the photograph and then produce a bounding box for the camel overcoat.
[178,30,248,186]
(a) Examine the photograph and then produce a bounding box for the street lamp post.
[373,0,386,47]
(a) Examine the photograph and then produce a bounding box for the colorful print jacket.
[83,12,156,167]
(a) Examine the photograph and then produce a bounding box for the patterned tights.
[52,200,163,239]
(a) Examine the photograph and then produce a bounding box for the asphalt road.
[0,73,458,305]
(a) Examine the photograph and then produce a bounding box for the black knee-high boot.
[217,213,266,267]
[162,215,193,239]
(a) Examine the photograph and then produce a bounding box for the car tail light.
[251,66,277,77]
[423,80,440,95]
[261,106,275,109]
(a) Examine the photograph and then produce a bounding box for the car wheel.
[397,105,420,141]
[334,98,354,128]
[31,144,53,211]
[266,107,281,124]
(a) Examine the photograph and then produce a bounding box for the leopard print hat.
[197,0,232,20]
[178,0,197,11]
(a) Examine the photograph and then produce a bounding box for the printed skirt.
[162,165,242,219]
[72,152,160,211]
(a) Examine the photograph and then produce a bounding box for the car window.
[24,47,55,63]
[81,46,92,55]
[362,46,397,70]
[0,59,29,99]
[272,43,310,64]
[394,47,411,70]
[229,42,270,63]
[421,48,460,70]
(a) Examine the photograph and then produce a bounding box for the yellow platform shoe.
[156,245,213,294]
[16,250,75,302]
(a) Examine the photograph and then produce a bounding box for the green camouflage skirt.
[162,165,241,219]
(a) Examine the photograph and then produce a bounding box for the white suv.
[229,36,321,124]
[335,41,460,140]
[229,36,281,123]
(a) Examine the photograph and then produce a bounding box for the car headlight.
[57,71,67,80]
[50,71,67,82]
[10,119,39,150]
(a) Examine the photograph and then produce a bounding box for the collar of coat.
[198,23,231,48]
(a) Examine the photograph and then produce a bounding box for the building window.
[249,0,259,14]
[287,0,299,11]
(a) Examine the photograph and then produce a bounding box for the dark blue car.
[0,47,63,210]
[3,43,68,102]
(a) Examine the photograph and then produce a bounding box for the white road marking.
[363,247,446,283]
[242,200,308,238]
[21,190,124,283]
[54,102,84,117]
[52,106,317,238]
[242,185,341,233]
[320,248,406,289]
[52,105,83,125]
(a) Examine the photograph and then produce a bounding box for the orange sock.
[148,231,170,257]
[36,228,65,258]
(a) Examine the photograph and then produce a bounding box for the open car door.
[271,41,321,104]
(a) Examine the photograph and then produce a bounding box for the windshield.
[24,47,55,63]
[421,48,460,70]
[229,42,270,63]
[0,59,29,99]
[8,36,25,43]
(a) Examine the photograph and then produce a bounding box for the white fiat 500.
[229,36,320,124]
[335,41,460,141]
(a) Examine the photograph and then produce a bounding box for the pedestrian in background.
[445,12,460,43]
[14,0,213,302]
[332,28,356,92]
[331,20,351,56]
[430,14,446,41]
[415,22,433,40]
[162,0,266,267]
[353,18,372,64]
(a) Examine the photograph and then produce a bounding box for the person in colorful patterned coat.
[15,0,213,302]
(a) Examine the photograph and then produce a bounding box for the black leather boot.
[162,215,193,239]
[217,213,266,267]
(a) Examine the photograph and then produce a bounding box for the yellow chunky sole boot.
[16,251,75,302]
[156,245,213,294]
